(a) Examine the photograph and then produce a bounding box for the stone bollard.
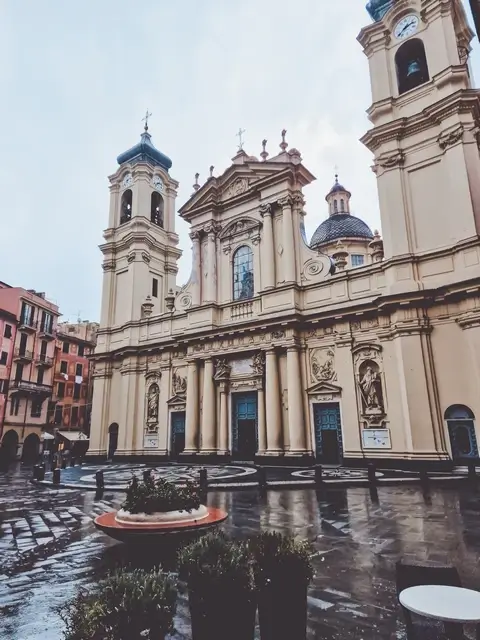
[199,468,208,503]
[315,464,323,486]
[257,466,267,491]
[33,465,39,480]
[38,464,45,481]
[53,468,61,485]
[95,470,104,490]
[468,460,477,482]
[143,469,152,483]
[367,462,376,485]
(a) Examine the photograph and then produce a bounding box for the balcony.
[35,353,54,367]
[10,379,53,395]
[19,317,36,332]
[38,323,55,339]
[13,348,33,362]
[231,301,254,320]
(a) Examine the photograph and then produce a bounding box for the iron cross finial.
[142,110,152,131]
[236,127,246,151]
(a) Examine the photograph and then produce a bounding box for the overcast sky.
[0,0,478,322]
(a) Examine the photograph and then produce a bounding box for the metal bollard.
[53,468,61,485]
[199,468,208,503]
[315,464,323,486]
[33,465,39,480]
[468,460,477,482]
[95,470,104,490]
[38,464,45,481]
[367,462,376,485]
[143,469,152,483]
[257,466,267,491]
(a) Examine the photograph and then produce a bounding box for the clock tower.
[359,0,480,279]
[99,123,181,329]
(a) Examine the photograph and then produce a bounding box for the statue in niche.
[172,371,187,397]
[147,383,159,423]
[358,361,384,421]
[214,358,231,380]
[251,352,265,376]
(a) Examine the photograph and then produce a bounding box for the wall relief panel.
[310,347,336,383]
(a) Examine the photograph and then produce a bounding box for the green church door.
[171,411,186,458]
[232,393,258,460]
[313,403,343,465]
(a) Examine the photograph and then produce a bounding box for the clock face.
[122,173,133,188]
[394,14,419,40]
[152,175,164,192]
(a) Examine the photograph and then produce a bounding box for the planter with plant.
[60,567,177,640]
[116,474,206,525]
[249,531,314,640]
[178,531,256,640]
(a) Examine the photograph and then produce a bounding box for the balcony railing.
[19,317,36,331]
[38,323,55,338]
[35,353,54,367]
[231,301,254,320]
[14,348,33,361]
[10,379,53,395]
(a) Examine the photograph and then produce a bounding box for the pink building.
[0,283,60,462]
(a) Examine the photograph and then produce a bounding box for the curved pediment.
[219,217,262,241]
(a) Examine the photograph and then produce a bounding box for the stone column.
[279,196,296,283]
[190,231,201,306]
[218,382,229,455]
[257,384,267,455]
[260,203,275,289]
[265,349,283,453]
[184,360,199,453]
[200,358,216,452]
[100,262,115,327]
[205,225,217,302]
[286,346,307,454]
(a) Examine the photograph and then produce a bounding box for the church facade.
[89,0,480,468]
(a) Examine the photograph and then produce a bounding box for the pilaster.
[200,358,216,453]
[285,346,308,455]
[260,203,275,290]
[183,360,199,453]
[279,196,296,284]
[265,348,283,454]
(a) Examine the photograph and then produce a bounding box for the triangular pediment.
[167,394,187,407]
[306,381,342,395]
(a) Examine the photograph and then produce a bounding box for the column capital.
[189,229,202,242]
[278,195,293,209]
[259,202,273,217]
[204,221,222,237]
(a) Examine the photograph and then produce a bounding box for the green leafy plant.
[60,567,177,640]
[122,475,201,514]
[178,531,255,593]
[248,531,314,587]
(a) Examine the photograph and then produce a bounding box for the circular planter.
[115,505,209,526]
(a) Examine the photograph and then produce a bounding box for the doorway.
[171,411,186,458]
[22,433,40,464]
[232,392,257,460]
[313,403,342,465]
[445,405,479,462]
[107,423,119,460]
[1,429,19,463]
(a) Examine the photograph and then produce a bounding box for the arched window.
[340,199,345,212]
[334,200,338,213]
[395,38,429,95]
[445,404,479,461]
[120,189,132,224]
[151,192,164,227]
[233,245,254,301]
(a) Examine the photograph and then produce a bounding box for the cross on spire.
[236,127,246,151]
[142,110,152,131]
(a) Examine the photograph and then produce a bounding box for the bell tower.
[99,119,181,328]
[359,0,480,267]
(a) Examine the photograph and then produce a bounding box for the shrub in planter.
[178,531,256,640]
[249,531,314,640]
[122,474,201,514]
[60,567,177,640]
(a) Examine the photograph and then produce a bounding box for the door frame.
[231,391,258,459]
[170,410,186,458]
[312,401,343,464]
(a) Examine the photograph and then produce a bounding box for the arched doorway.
[1,430,19,463]
[445,405,479,462]
[108,423,119,460]
[22,433,40,464]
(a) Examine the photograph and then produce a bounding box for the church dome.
[366,0,395,21]
[310,214,374,248]
[117,128,172,172]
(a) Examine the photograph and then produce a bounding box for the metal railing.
[10,379,53,394]
[14,348,33,360]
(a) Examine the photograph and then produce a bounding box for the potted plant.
[178,531,256,640]
[117,474,205,525]
[60,567,177,640]
[249,531,314,640]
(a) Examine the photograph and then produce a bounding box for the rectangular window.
[54,404,63,425]
[71,406,79,426]
[14,363,23,381]
[47,401,55,423]
[19,332,28,355]
[31,398,43,418]
[4,324,12,339]
[20,302,34,326]
[10,396,20,416]
[62,341,69,354]
[60,360,68,374]
[57,382,65,397]
[351,254,365,267]
[152,277,158,298]
[0,351,7,366]
[0,379,7,394]
[73,383,81,400]
[75,363,83,377]
[41,312,53,334]
[37,368,44,385]
[78,344,85,357]
[40,340,47,356]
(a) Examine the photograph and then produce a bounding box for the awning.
[41,432,55,440]
[57,430,90,442]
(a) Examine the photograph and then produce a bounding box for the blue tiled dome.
[366,0,395,21]
[117,130,172,171]
[310,214,374,248]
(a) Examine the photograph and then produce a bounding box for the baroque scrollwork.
[214,358,231,380]
[271,330,285,340]
[438,126,464,150]
[225,178,249,199]
[251,352,265,376]
[375,151,405,170]
[302,259,325,281]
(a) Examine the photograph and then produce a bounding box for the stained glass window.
[233,245,254,301]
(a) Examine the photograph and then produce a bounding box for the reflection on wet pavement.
[1,464,480,639]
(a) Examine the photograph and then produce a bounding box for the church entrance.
[445,405,479,462]
[313,403,343,465]
[232,392,257,460]
[171,411,186,458]
[107,423,119,460]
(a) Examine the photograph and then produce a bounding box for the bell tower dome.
[99,118,181,329]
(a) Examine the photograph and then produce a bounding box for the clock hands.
[399,19,415,36]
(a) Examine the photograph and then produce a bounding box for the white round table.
[399,585,480,624]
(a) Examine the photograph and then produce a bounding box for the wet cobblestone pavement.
[2,464,480,639]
